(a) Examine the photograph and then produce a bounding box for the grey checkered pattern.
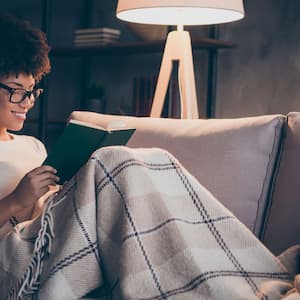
[0,147,295,299]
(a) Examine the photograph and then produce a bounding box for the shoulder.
[12,134,47,156]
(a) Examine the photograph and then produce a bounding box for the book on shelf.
[74,41,118,47]
[73,37,119,46]
[43,119,136,184]
[73,27,120,48]
[75,27,121,36]
[74,33,120,41]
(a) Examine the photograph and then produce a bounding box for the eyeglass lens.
[11,88,42,103]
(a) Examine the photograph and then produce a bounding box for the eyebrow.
[5,81,35,89]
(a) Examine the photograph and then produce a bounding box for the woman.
[0,14,298,300]
[0,14,59,238]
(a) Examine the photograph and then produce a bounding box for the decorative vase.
[86,98,106,113]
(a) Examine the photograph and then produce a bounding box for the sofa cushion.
[263,112,300,255]
[69,111,285,235]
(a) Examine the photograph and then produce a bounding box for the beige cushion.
[69,111,285,235]
[263,112,300,255]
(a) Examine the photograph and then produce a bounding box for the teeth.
[14,112,26,118]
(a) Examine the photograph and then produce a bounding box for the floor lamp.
[116,0,244,119]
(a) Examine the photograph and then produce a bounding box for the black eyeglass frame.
[0,82,43,104]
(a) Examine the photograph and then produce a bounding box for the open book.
[43,119,136,184]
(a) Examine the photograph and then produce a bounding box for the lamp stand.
[150,27,199,119]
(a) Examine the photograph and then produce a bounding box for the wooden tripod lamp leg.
[150,35,173,118]
[150,29,199,119]
[178,32,199,119]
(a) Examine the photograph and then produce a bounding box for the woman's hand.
[11,165,60,211]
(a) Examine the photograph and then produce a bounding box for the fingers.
[25,168,60,186]
[38,166,60,185]
[29,165,58,176]
[40,177,60,187]
[10,165,61,212]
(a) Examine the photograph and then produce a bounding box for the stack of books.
[73,27,121,47]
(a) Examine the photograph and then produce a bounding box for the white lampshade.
[116,0,245,26]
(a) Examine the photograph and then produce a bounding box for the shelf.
[50,37,236,57]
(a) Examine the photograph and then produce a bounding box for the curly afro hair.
[0,14,51,82]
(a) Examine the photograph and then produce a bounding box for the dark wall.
[2,0,300,146]
[217,0,300,117]
[1,0,210,147]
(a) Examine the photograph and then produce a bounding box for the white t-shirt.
[0,134,47,198]
[0,134,47,238]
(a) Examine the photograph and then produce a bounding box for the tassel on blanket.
[7,193,66,300]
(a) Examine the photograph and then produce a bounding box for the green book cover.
[43,119,135,184]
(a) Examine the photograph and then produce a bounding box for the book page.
[69,118,131,132]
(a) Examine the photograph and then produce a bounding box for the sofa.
[69,110,300,256]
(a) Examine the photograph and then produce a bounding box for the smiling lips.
[12,111,26,120]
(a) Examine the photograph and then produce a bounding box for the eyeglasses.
[0,82,43,104]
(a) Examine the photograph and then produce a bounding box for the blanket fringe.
[7,193,66,300]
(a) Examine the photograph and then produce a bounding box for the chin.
[9,123,24,132]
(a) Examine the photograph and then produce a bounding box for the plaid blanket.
[0,146,298,299]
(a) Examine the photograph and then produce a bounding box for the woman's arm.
[0,193,23,226]
[0,165,59,227]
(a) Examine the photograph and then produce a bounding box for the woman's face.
[0,73,36,137]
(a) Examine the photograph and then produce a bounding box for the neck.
[0,128,12,141]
